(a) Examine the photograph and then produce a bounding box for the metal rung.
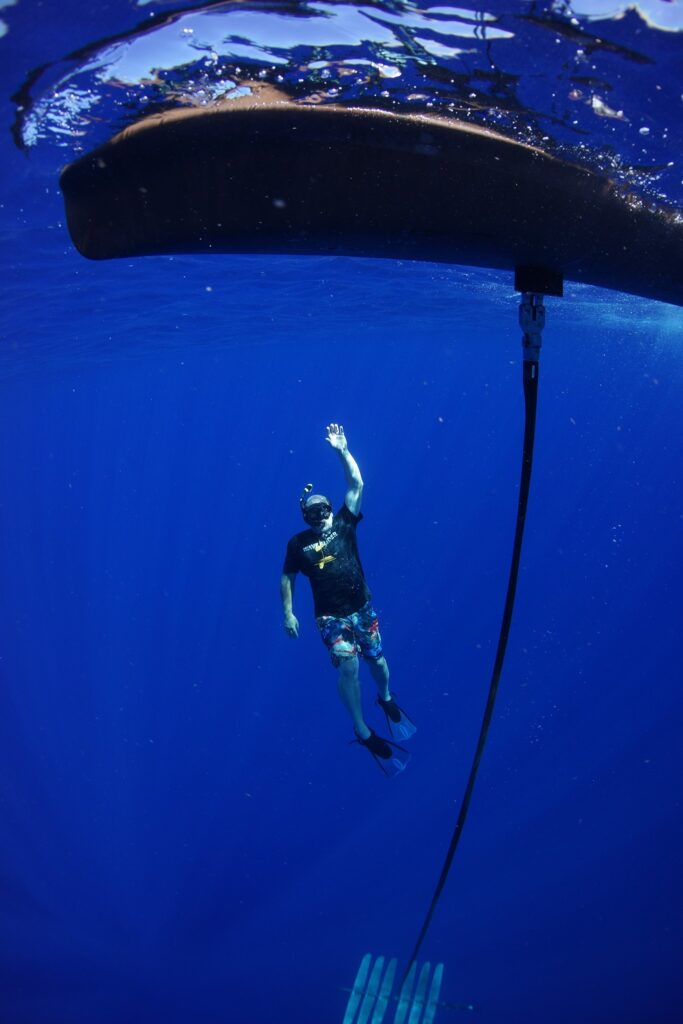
[343,956,445,1024]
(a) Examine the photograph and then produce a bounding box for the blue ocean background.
[2,2,683,1023]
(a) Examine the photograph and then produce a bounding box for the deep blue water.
[2,3,683,1024]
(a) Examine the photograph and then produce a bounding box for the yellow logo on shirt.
[304,533,338,570]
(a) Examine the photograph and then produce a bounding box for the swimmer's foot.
[376,695,417,741]
[355,728,410,777]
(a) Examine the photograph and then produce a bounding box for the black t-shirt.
[282,503,371,617]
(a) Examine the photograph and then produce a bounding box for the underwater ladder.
[342,269,556,1021]
[342,955,455,1024]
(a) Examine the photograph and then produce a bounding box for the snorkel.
[300,484,332,527]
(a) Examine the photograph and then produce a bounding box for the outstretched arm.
[325,423,364,515]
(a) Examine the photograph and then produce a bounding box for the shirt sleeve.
[282,538,301,575]
[338,503,363,527]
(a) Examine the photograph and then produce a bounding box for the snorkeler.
[280,424,416,775]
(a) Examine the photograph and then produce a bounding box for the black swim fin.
[376,695,417,741]
[356,729,410,777]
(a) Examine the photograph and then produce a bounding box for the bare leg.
[337,656,371,739]
[366,655,391,702]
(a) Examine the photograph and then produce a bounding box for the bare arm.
[280,573,299,638]
[325,423,364,514]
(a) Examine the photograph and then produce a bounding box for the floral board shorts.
[316,599,384,667]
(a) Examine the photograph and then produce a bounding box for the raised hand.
[325,423,348,453]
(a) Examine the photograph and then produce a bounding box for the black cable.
[405,353,540,974]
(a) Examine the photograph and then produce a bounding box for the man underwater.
[280,423,415,775]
